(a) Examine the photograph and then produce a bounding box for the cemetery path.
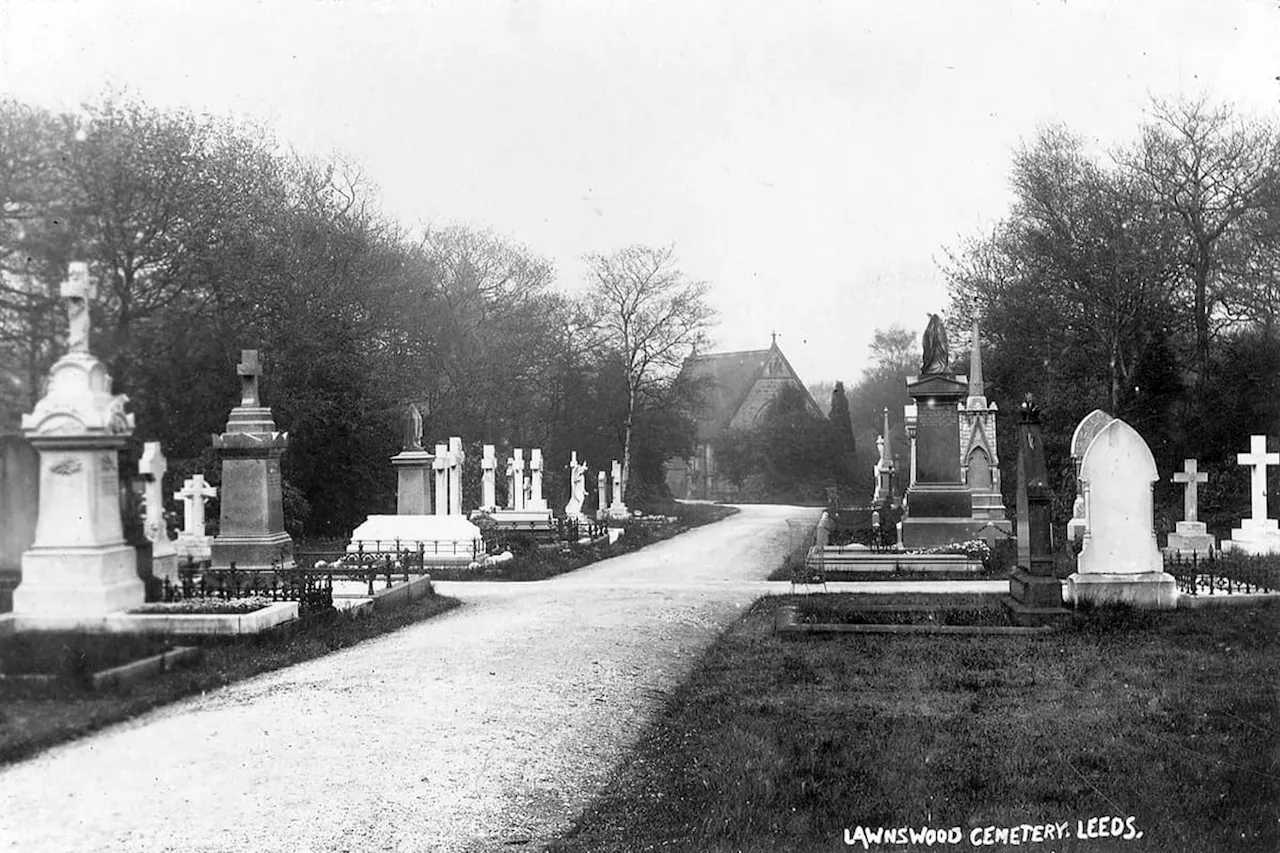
[0,503,819,853]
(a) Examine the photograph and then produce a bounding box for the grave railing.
[1164,549,1280,597]
[164,557,334,612]
[295,540,448,595]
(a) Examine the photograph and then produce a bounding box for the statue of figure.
[920,313,949,374]
[62,262,93,354]
[402,403,424,451]
[570,456,587,505]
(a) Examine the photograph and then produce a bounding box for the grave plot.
[775,592,1055,636]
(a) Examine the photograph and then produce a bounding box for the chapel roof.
[679,341,818,441]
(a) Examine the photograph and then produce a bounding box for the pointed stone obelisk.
[958,316,1008,527]
[872,407,895,506]
[210,350,294,571]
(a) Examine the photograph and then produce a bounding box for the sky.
[1,0,1278,385]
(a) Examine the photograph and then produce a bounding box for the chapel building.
[665,337,821,500]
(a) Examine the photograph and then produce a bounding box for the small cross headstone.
[1237,435,1278,525]
[137,442,170,543]
[1172,458,1208,524]
[238,350,262,408]
[174,474,217,538]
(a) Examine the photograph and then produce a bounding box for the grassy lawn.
[547,594,1280,853]
[0,592,459,767]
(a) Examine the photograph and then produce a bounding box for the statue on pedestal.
[921,313,949,375]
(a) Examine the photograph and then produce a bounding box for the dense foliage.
[0,93,710,535]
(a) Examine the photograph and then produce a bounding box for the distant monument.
[899,313,979,548]
[957,317,1009,532]
[1165,458,1215,557]
[565,452,588,520]
[1221,435,1280,555]
[392,404,433,515]
[1003,396,1068,624]
[210,350,295,571]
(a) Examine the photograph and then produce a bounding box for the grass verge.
[547,594,1280,853]
[0,592,459,768]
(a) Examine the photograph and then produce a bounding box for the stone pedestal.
[1165,521,1215,557]
[210,351,294,572]
[15,351,142,616]
[392,450,434,515]
[1006,570,1070,625]
[1222,518,1280,555]
[900,373,977,548]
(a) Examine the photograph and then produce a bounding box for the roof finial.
[770,330,779,347]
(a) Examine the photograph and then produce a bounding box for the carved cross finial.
[237,350,262,407]
[61,262,94,353]
[771,330,779,347]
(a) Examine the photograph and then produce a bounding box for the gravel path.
[0,504,818,853]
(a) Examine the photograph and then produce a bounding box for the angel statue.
[920,313,949,375]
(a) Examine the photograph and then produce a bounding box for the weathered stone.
[174,474,217,561]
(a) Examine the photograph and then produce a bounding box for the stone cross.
[597,470,608,515]
[512,448,525,511]
[611,460,623,507]
[529,448,545,510]
[1237,435,1278,524]
[433,443,449,516]
[137,441,169,543]
[174,474,217,537]
[481,444,496,510]
[61,262,94,354]
[238,350,262,408]
[1172,458,1208,524]
[448,437,465,515]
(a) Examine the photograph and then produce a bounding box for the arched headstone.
[1065,409,1113,543]
[1067,418,1176,608]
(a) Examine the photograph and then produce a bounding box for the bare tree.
[581,245,716,500]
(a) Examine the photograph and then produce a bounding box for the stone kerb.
[1067,418,1176,609]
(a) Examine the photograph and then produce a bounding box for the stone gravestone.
[1066,417,1176,609]
[481,444,497,511]
[210,350,294,572]
[1066,409,1113,544]
[527,448,547,511]
[0,435,39,612]
[597,470,608,521]
[433,443,449,516]
[608,459,629,518]
[565,452,587,519]
[871,407,895,506]
[510,449,526,511]
[391,404,433,515]
[1222,435,1280,555]
[900,314,976,547]
[1165,459,1214,557]
[174,474,217,561]
[138,441,179,581]
[447,437,465,516]
[1004,397,1068,624]
[13,262,142,619]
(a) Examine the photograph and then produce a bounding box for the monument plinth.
[14,263,143,617]
[899,372,974,548]
[210,350,295,572]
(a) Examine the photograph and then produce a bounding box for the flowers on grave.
[130,596,275,615]
[918,539,992,561]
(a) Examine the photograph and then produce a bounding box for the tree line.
[0,93,715,536]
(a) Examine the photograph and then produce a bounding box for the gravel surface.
[0,504,818,853]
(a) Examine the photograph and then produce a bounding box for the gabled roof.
[680,341,819,442]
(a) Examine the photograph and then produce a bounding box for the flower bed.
[129,596,274,615]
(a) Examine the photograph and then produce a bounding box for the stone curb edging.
[1177,591,1280,609]
[90,646,201,690]
[772,604,1057,636]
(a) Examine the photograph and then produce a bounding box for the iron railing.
[1165,549,1280,596]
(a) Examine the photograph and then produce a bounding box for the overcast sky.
[2,0,1278,385]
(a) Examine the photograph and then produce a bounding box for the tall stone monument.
[871,408,895,506]
[14,263,142,617]
[957,317,1008,529]
[391,404,433,515]
[480,444,497,511]
[1065,409,1113,544]
[608,459,629,519]
[597,470,608,521]
[565,452,588,520]
[1004,396,1068,624]
[210,350,294,572]
[138,441,178,581]
[433,442,449,516]
[527,448,547,511]
[1222,435,1280,555]
[1066,417,1176,609]
[899,313,976,548]
[1165,459,1215,557]
[447,437,465,516]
